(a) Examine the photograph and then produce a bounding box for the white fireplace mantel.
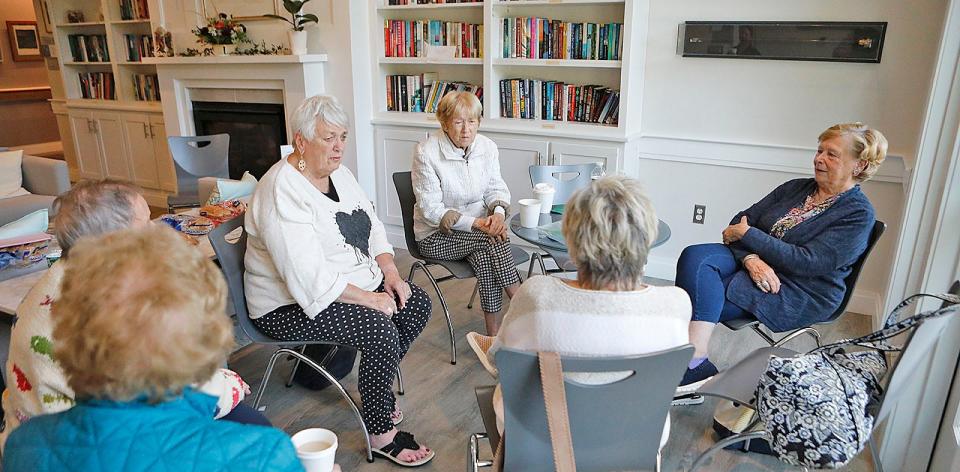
[149,54,328,144]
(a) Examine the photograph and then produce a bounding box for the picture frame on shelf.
[204,0,279,21]
[6,21,42,62]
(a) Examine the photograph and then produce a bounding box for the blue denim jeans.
[675,243,752,324]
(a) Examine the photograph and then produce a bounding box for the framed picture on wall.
[6,21,42,62]
[39,1,53,34]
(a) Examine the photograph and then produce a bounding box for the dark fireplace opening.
[192,101,287,180]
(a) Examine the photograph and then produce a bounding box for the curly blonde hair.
[562,175,658,290]
[818,122,888,182]
[53,225,233,403]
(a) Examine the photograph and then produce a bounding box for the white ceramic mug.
[291,428,338,472]
[519,198,542,228]
[532,183,556,214]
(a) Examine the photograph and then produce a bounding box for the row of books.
[502,18,623,60]
[119,0,150,20]
[124,34,155,62]
[79,72,116,100]
[133,73,160,101]
[499,78,619,125]
[67,35,110,63]
[387,0,480,4]
[386,73,482,113]
[384,20,483,58]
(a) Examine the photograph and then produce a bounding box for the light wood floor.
[227,250,874,471]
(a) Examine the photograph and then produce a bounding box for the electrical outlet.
[692,204,706,224]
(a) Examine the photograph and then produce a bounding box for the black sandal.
[372,431,435,467]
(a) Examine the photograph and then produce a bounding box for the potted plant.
[264,0,319,55]
[193,12,249,55]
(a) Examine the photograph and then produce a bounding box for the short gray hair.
[53,179,142,257]
[562,175,658,290]
[291,95,349,142]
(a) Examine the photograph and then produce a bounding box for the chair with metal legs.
[210,215,405,463]
[721,220,886,349]
[690,282,960,471]
[393,171,530,364]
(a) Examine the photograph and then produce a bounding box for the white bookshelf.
[49,0,159,108]
[370,0,644,138]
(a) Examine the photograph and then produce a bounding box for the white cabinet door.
[121,113,160,189]
[375,127,430,227]
[485,134,550,205]
[550,141,622,173]
[150,115,176,192]
[68,110,103,180]
[92,111,131,181]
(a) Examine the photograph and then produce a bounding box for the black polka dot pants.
[418,230,521,313]
[252,282,432,435]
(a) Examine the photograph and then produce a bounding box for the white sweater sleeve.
[412,141,451,226]
[482,145,511,208]
[262,190,348,318]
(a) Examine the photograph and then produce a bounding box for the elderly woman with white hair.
[474,175,691,446]
[412,91,518,336]
[244,94,434,467]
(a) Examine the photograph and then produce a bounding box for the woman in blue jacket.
[675,123,888,392]
[2,226,302,472]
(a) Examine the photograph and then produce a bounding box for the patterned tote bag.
[754,293,960,469]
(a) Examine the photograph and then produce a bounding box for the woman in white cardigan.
[474,175,692,447]
[244,95,434,467]
[412,91,519,335]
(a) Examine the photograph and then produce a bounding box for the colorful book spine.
[502,17,622,60]
[499,78,619,125]
[78,72,116,100]
[386,75,481,114]
[384,20,483,58]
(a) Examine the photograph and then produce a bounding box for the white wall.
[630,0,948,320]
[640,0,947,168]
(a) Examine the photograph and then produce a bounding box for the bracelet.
[742,254,760,264]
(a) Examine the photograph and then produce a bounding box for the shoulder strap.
[539,351,577,472]
[815,293,960,353]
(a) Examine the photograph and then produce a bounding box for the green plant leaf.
[263,14,295,27]
[300,13,319,24]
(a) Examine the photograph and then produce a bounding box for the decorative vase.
[288,30,308,55]
[214,43,237,56]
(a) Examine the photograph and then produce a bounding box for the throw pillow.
[0,209,49,240]
[0,150,29,199]
[206,171,258,205]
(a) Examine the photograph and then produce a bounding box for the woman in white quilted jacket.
[412,91,520,335]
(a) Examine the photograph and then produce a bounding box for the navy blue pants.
[221,402,272,427]
[675,243,752,324]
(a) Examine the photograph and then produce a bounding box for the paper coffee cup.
[533,183,555,214]
[291,428,338,472]
[519,198,542,228]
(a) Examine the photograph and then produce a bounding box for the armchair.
[0,155,70,227]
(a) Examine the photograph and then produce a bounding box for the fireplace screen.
[192,101,287,180]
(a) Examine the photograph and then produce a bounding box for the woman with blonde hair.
[675,122,888,393]
[2,225,300,471]
[412,91,518,335]
[475,175,691,445]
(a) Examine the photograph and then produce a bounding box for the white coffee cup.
[532,183,556,214]
[519,198,542,228]
[291,428,338,472]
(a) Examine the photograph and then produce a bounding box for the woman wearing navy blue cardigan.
[675,123,888,392]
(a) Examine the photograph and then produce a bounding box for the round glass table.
[509,213,672,252]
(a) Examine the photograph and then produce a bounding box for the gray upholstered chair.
[0,154,70,227]
[469,346,694,472]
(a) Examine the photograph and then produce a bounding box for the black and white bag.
[754,293,960,469]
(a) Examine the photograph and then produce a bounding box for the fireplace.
[192,101,287,179]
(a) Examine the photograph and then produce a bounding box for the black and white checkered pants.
[418,230,521,313]
[252,282,432,435]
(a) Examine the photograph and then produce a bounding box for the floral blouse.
[769,190,846,239]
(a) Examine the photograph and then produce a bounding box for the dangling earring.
[297,158,306,172]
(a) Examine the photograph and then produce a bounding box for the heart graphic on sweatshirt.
[335,208,372,262]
